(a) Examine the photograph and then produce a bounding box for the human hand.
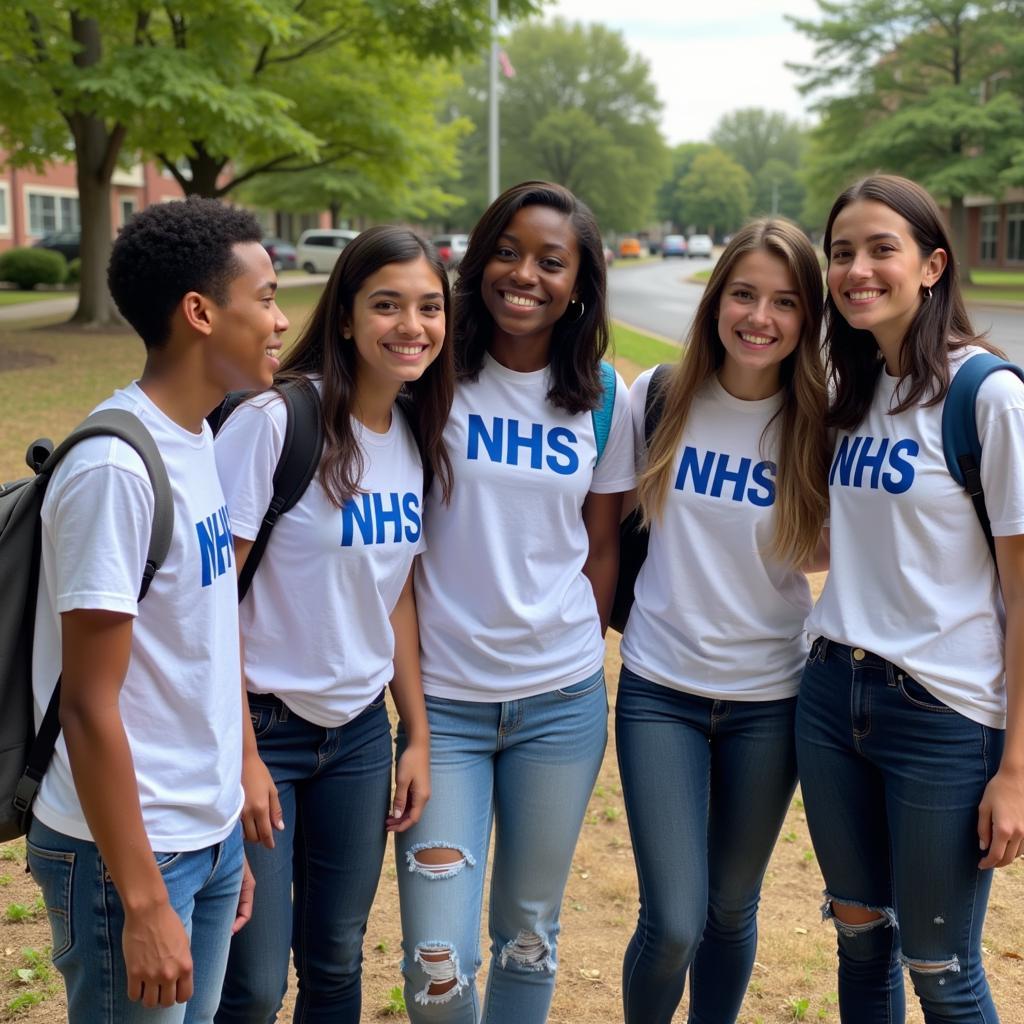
[123,901,193,1007]
[978,766,1024,868]
[241,750,284,848]
[387,741,431,833]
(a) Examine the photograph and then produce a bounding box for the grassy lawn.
[610,320,679,369]
[963,268,1024,304]
[0,289,73,306]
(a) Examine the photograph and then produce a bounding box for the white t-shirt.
[621,370,812,700]
[215,384,426,727]
[808,347,1024,728]
[32,383,243,850]
[416,355,635,701]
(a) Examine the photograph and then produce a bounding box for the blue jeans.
[215,692,392,1024]
[27,817,243,1024]
[395,669,607,1023]
[615,664,798,1024]
[796,638,1003,1023]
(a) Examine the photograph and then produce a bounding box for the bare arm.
[978,533,1024,868]
[387,565,430,832]
[583,490,624,635]
[60,609,193,1008]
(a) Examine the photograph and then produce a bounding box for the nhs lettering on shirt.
[829,435,919,494]
[196,504,233,587]
[466,414,580,475]
[341,492,422,547]
[674,447,776,507]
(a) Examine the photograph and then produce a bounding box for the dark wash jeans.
[615,664,798,1024]
[215,691,392,1024]
[796,637,1003,1023]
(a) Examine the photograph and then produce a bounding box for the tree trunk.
[67,16,123,329]
[949,195,972,286]
[184,146,227,197]
[329,201,340,229]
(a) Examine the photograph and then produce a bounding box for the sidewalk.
[0,274,326,324]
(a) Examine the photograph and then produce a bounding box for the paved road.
[608,258,1024,363]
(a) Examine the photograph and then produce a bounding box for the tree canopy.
[444,18,669,232]
[674,149,752,236]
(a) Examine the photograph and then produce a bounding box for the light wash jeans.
[615,664,799,1024]
[796,637,1003,1023]
[395,668,607,1024]
[27,817,243,1024]
[216,691,392,1024]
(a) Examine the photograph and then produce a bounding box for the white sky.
[543,0,824,143]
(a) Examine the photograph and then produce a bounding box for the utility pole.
[488,0,499,202]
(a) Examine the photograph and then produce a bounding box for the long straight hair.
[276,226,454,507]
[637,218,829,567]
[823,174,1001,430]
[454,180,609,414]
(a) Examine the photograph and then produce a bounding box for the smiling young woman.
[616,218,829,1024]
[393,182,635,1023]
[798,175,1024,1024]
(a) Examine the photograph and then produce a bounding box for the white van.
[295,229,359,274]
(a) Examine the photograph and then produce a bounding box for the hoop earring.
[923,286,933,300]
[568,299,585,322]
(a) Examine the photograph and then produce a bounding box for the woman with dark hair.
[212,226,454,1023]
[798,174,1024,1022]
[616,218,829,1023]
[394,181,634,1022]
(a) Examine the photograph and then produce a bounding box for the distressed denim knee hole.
[412,943,468,1005]
[405,842,476,880]
[499,929,554,973]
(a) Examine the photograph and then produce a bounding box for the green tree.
[446,19,669,232]
[656,142,713,228]
[710,108,805,178]
[0,0,538,327]
[675,149,752,236]
[789,0,1024,278]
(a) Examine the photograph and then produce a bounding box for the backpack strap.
[14,410,174,822]
[593,362,617,465]
[941,352,1024,560]
[643,363,672,448]
[236,378,323,602]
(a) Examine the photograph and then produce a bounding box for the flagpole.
[488,0,499,202]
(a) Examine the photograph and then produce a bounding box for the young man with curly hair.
[26,197,288,1024]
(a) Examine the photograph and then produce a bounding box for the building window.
[28,192,80,235]
[0,182,9,235]
[979,205,999,263]
[120,197,136,226]
[1008,204,1024,263]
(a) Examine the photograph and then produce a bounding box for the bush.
[0,248,68,290]
[66,256,81,285]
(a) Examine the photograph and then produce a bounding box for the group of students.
[24,172,1023,1024]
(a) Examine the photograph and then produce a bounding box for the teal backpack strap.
[593,361,617,465]
[941,352,1024,560]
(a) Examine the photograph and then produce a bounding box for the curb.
[612,318,682,349]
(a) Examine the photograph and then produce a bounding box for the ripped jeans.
[394,669,607,1023]
[796,638,1003,1023]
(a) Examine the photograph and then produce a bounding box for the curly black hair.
[107,196,263,349]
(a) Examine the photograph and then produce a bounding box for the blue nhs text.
[196,505,233,587]
[466,414,579,475]
[341,492,421,546]
[829,435,919,494]
[674,447,776,506]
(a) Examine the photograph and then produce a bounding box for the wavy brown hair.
[824,174,1001,431]
[454,180,609,414]
[276,226,454,507]
[637,218,829,567]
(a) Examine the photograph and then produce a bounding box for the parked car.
[295,228,359,273]
[262,237,297,272]
[618,237,642,258]
[431,234,470,269]
[686,233,714,259]
[33,231,80,262]
[662,234,687,258]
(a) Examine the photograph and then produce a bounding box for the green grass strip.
[611,321,680,369]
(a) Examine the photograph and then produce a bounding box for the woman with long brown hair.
[616,218,829,1023]
[798,175,1024,1023]
[212,226,454,1023]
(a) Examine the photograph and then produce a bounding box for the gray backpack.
[0,410,173,840]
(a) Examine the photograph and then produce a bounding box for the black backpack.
[0,410,173,840]
[610,364,671,634]
[208,378,324,602]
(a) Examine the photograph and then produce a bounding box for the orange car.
[618,237,642,258]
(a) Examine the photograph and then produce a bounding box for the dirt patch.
[0,350,55,373]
